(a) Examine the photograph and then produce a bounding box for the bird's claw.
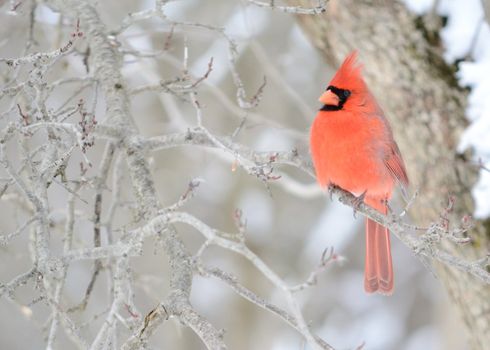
[385,200,392,214]
[352,190,367,218]
[327,183,337,201]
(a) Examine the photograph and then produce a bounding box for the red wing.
[384,143,409,197]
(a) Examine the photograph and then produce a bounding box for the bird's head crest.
[328,51,366,92]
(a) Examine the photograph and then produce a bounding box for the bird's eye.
[343,90,351,98]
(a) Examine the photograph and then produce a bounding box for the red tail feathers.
[364,197,393,295]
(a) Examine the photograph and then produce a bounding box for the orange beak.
[319,90,339,106]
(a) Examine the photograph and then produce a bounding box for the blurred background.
[1,0,487,349]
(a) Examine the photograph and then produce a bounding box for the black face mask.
[320,85,351,111]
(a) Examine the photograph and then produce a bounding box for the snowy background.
[1,0,488,349]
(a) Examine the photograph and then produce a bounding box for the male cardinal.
[310,51,408,295]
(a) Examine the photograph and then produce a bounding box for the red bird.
[310,51,408,295]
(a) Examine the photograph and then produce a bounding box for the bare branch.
[1,0,487,349]
[247,0,328,15]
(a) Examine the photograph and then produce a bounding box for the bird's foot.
[352,190,367,218]
[327,183,339,200]
[384,199,393,214]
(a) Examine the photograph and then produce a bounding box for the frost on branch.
[0,1,488,350]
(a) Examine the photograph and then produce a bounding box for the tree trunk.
[288,1,490,348]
